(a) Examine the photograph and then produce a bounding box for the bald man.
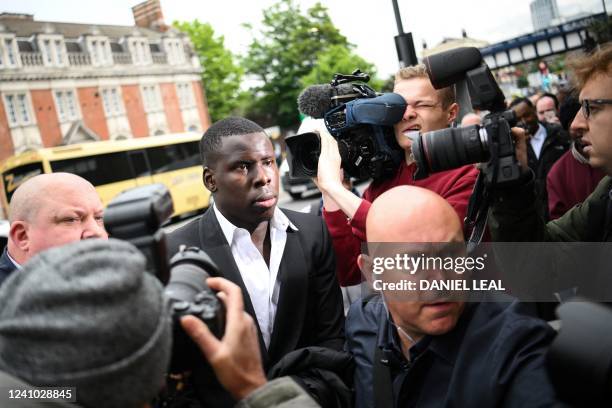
[0,173,108,286]
[460,112,482,126]
[345,186,558,408]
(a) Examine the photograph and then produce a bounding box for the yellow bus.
[0,132,210,218]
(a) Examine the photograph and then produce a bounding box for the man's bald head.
[7,173,107,264]
[9,173,97,223]
[366,186,463,243]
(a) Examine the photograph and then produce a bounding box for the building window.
[164,40,185,65]
[0,37,19,67]
[54,40,63,65]
[43,39,53,64]
[54,90,79,122]
[3,92,32,127]
[5,39,16,66]
[130,39,150,65]
[39,37,65,67]
[141,84,161,112]
[88,38,111,66]
[176,83,194,108]
[101,88,124,117]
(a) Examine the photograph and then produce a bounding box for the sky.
[1,0,609,78]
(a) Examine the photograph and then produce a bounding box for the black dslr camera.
[411,47,521,186]
[287,70,407,181]
[104,183,225,372]
[409,47,523,246]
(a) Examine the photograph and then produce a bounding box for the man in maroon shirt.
[315,65,478,286]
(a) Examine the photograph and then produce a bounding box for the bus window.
[2,162,44,203]
[146,142,199,174]
[128,150,151,177]
[51,152,134,186]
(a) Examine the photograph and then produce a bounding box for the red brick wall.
[192,81,211,131]
[30,90,62,147]
[121,84,149,138]
[160,83,184,133]
[0,99,14,161]
[78,87,109,140]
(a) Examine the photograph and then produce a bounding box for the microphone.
[423,47,483,89]
[297,83,357,118]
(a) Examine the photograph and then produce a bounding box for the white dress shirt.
[213,204,298,349]
[530,123,547,160]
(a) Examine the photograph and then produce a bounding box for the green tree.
[173,20,244,122]
[300,44,384,91]
[242,0,350,129]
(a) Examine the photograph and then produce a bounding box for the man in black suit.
[510,97,570,220]
[0,173,108,286]
[167,117,346,407]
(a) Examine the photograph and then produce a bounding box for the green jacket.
[236,377,320,408]
[489,174,612,242]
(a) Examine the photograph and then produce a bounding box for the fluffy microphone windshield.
[297,83,356,118]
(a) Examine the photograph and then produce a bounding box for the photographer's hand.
[316,129,362,218]
[181,277,267,401]
[511,127,529,171]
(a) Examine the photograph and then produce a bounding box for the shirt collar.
[533,123,546,140]
[213,204,298,245]
[6,250,21,270]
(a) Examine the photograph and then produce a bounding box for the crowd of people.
[0,44,610,407]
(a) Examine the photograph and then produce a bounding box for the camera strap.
[465,171,490,254]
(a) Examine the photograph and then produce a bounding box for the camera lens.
[284,131,321,178]
[165,263,210,303]
[412,125,488,178]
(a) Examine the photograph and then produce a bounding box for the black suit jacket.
[0,248,17,287]
[167,207,345,405]
[527,122,570,220]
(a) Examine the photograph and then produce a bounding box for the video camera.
[286,69,407,181]
[104,183,225,373]
[411,47,522,187]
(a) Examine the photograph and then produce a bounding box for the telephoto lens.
[411,124,489,180]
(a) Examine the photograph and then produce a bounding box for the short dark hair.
[559,92,580,131]
[509,97,533,109]
[200,117,266,167]
[538,92,559,110]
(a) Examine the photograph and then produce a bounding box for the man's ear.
[447,102,459,124]
[203,167,216,193]
[9,221,29,253]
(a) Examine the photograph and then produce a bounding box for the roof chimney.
[132,0,167,32]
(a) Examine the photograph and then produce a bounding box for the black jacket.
[346,296,558,408]
[166,207,345,407]
[0,248,17,287]
[527,122,570,220]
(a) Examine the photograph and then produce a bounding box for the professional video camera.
[286,69,407,180]
[104,183,225,372]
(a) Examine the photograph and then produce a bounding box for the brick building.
[0,0,211,161]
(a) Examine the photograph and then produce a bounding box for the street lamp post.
[392,0,418,67]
